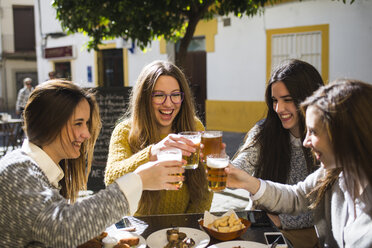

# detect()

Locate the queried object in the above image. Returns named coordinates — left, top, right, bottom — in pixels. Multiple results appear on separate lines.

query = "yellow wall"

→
left=160, top=19, right=217, bottom=54
left=206, top=100, right=267, bottom=132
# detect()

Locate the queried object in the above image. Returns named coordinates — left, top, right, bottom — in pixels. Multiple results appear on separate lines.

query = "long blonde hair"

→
left=24, top=80, right=101, bottom=202
left=122, top=60, right=208, bottom=214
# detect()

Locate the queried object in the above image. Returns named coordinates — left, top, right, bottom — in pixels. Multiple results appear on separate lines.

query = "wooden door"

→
left=183, top=51, right=207, bottom=125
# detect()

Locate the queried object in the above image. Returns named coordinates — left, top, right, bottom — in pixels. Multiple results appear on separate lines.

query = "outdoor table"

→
left=115, top=210, right=293, bottom=247
left=0, top=118, right=23, bottom=154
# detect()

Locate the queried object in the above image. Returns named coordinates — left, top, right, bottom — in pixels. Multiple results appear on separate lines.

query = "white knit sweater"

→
left=0, top=149, right=132, bottom=247
left=255, top=168, right=372, bottom=248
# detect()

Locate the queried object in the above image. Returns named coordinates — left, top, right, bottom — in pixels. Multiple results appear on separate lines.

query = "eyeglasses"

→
left=151, top=92, right=184, bottom=105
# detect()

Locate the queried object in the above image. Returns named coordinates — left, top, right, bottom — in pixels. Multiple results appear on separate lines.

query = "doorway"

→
left=182, top=51, right=207, bottom=125
left=101, top=49, right=124, bottom=87
left=55, top=62, right=71, bottom=80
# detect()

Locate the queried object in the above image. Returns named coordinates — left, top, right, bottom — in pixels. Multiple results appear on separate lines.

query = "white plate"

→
left=208, top=240, right=267, bottom=248
left=106, top=229, right=146, bottom=248
left=146, top=227, right=210, bottom=248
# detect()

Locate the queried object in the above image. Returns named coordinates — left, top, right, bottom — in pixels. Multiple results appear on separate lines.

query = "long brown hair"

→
left=122, top=60, right=207, bottom=214
left=236, top=59, right=324, bottom=183
left=24, top=80, right=101, bottom=202
left=301, top=79, right=372, bottom=209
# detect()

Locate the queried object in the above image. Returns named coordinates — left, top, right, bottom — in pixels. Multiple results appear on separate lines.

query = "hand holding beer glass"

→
left=157, top=148, right=184, bottom=188
left=179, top=131, right=201, bottom=169
left=206, top=154, right=229, bottom=192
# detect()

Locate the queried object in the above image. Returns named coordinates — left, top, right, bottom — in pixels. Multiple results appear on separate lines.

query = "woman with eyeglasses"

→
left=105, top=60, right=213, bottom=215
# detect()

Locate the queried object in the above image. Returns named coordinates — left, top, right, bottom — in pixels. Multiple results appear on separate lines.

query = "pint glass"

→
left=201, top=131, right=223, bottom=163
left=206, top=154, right=229, bottom=192
left=179, top=131, right=201, bottom=169
left=157, top=148, right=183, bottom=188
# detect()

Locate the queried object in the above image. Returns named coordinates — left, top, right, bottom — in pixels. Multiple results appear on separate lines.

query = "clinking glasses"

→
left=152, top=92, right=184, bottom=105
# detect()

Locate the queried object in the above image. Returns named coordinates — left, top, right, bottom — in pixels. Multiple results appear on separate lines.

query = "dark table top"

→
left=121, top=210, right=291, bottom=247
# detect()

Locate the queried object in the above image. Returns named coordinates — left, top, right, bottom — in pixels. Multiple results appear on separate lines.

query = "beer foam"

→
left=202, top=133, right=222, bottom=138
left=158, top=153, right=182, bottom=162
left=207, top=157, right=229, bottom=168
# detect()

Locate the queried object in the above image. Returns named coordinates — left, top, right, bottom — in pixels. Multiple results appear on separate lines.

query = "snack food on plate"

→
left=78, top=230, right=140, bottom=248
left=77, top=232, right=108, bottom=248
left=206, top=212, right=246, bottom=233
left=164, top=228, right=195, bottom=248
left=118, top=236, right=140, bottom=246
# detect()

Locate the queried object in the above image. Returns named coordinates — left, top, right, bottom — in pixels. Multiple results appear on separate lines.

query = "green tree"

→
left=53, top=0, right=354, bottom=69
left=53, top=0, right=273, bottom=68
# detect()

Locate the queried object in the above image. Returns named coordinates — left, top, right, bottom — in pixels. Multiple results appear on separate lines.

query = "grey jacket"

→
left=232, top=121, right=314, bottom=229
left=255, top=168, right=372, bottom=248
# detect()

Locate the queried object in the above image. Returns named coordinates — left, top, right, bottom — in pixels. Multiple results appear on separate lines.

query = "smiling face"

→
left=303, top=106, right=336, bottom=169
left=43, top=98, right=91, bottom=164
left=151, top=75, right=182, bottom=134
left=271, top=81, right=300, bottom=137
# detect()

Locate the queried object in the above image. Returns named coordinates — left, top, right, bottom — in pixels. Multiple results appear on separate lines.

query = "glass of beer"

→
left=157, top=148, right=183, bottom=188
left=201, top=131, right=223, bottom=163
left=179, top=131, right=201, bottom=169
left=206, top=154, right=229, bottom=192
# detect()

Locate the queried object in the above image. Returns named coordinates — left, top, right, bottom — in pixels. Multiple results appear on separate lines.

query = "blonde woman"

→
left=105, top=60, right=213, bottom=215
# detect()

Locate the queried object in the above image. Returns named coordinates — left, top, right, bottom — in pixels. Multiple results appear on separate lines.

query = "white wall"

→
left=264, top=0, right=372, bottom=83
left=208, top=15, right=267, bottom=101
left=35, top=0, right=96, bottom=87
left=127, top=41, right=168, bottom=86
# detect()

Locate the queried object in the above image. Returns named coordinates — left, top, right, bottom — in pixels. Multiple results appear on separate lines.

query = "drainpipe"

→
left=0, top=2, right=9, bottom=112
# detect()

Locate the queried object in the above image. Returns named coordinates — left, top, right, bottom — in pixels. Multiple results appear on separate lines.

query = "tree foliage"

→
left=53, top=0, right=273, bottom=67
left=52, top=0, right=354, bottom=68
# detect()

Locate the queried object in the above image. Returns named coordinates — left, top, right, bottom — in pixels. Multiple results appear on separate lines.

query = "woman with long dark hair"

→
left=232, top=59, right=324, bottom=247
left=227, top=79, right=372, bottom=247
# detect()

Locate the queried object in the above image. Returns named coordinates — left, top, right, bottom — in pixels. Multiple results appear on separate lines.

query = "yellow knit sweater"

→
left=104, top=117, right=213, bottom=215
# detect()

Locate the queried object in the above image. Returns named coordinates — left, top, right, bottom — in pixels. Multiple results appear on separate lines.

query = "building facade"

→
left=0, top=0, right=37, bottom=114
left=35, top=0, right=372, bottom=132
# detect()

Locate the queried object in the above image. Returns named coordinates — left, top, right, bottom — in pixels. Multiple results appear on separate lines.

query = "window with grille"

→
left=271, top=31, right=322, bottom=73
left=266, top=25, right=329, bottom=83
